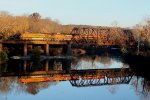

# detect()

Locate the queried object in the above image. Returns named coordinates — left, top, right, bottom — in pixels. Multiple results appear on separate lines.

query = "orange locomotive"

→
left=20, top=32, right=72, bottom=41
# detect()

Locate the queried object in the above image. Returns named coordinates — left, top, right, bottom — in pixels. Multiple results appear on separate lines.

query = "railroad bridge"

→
left=71, top=26, right=134, bottom=46
left=0, top=26, right=135, bottom=56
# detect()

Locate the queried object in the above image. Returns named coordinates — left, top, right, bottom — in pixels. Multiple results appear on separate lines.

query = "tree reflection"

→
left=139, top=78, right=150, bottom=100
left=0, top=77, right=17, bottom=94
left=0, top=76, right=58, bottom=95
left=108, top=85, right=119, bottom=94
left=72, top=55, right=125, bottom=69
left=26, top=83, right=39, bottom=95
left=23, top=81, right=58, bottom=95
left=123, top=54, right=150, bottom=99
left=130, top=76, right=150, bottom=100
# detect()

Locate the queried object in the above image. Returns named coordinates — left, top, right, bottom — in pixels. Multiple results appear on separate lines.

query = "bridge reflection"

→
left=0, top=55, right=135, bottom=87
left=69, top=68, right=133, bottom=87
left=1, top=55, right=150, bottom=96
left=0, top=68, right=134, bottom=87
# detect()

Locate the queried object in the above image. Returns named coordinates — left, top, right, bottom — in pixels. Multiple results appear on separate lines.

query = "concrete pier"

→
left=0, top=43, right=2, bottom=52
left=24, top=43, right=27, bottom=56
left=45, top=44, right=49, bottom=56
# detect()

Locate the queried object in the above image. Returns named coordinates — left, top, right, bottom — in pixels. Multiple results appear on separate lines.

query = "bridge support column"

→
left=28, top=45, right=33, bottom=52
left=24, top=43, right=27, bottom=56
left=0, top=43, right=2, bottom=52
left=45, top=60, right=49, bottom=71
left=67, top=43, right=72, bottom=55
left=45, top=44, right=49, bottom=56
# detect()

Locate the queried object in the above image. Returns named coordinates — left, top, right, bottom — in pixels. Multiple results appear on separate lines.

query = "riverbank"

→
left=10, top=55, right=75, bottom=60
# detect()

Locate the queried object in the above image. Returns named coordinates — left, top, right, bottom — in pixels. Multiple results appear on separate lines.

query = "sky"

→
left=0, top=0, right=150, bottom=27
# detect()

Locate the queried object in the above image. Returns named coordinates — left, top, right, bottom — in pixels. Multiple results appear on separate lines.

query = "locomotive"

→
left=20, top=32, right=72, bottom=41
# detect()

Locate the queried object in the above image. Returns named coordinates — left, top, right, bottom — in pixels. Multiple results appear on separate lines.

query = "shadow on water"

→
left=121, top=54, right=150, bottom=99
left=123, top=54, right=150, bottom=77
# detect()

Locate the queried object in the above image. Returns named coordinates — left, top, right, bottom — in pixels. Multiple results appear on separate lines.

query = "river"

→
left=0, top=55, right=150, bottom=100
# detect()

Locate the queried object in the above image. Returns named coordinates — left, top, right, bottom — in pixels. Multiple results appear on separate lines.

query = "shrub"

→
left=0, top=51, right=8, bottom=63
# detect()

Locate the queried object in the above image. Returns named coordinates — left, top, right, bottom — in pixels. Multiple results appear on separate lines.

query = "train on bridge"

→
left=1, top=26, right=136, bottom=46
left=20, top=32, right=72, bottom=41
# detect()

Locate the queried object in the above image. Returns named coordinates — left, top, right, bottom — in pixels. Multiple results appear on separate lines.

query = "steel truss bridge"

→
left=70, top=26, right=135, bottom=46
left=0, top=26, right=135, bottom=46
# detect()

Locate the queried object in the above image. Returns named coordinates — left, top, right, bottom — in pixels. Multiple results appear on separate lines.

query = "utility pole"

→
left=137, top=31, right=140, bottom=55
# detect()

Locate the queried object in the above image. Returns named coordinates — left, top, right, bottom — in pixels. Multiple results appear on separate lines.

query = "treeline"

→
left=0, top=11, right=74, bottom=39
left=132, top=19, right=150, bottom=45
left=1, top=11, right=150, bottom=48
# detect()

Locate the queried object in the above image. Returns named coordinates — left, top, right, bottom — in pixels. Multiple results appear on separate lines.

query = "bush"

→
left=0, top=51, right=8, bottom=63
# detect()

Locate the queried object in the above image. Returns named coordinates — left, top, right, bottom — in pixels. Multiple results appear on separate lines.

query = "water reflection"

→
left=0, top=55, right=150, bottom=100
left=72, top=56, right=128, bottom=70
left=0, top=69, right=133, bottom=95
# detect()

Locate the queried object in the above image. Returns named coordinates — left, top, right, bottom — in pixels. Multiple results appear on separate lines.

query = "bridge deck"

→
left=0, top=40, right=67, bottom=44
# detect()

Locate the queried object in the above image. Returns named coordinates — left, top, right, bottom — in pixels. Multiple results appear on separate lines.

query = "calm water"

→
left=0, top=55, right=150, bottom=100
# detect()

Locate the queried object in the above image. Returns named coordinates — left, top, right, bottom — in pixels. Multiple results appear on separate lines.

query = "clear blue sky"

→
left=0, top=0, right=150, bottom=27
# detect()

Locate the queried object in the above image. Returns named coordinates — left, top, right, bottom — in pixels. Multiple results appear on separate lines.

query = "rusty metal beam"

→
left=70, top=26, right=135, bottom=46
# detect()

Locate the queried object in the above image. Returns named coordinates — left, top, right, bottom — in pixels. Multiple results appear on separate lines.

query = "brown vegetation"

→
left=133, top=18, right=150, bottom=46
left=130, top=18, right=150, bottom=55
left=0, top=11, right=73, bottom=39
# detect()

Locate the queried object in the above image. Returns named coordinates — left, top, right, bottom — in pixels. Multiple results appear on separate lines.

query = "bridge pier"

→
left=24, top=43, right=27, bottom=56
left=67, top=43, right=72, bottom=55
left=0, top=43, right=2, bottom=52
left=45, top=44, right=49, bottom=56
left=45, top=60, right=49, bottom=71
left=27, top=45, right=33, bottom=52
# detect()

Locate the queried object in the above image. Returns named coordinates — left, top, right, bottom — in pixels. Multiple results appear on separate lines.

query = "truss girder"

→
left=70, top=27, right=133, bottom=46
